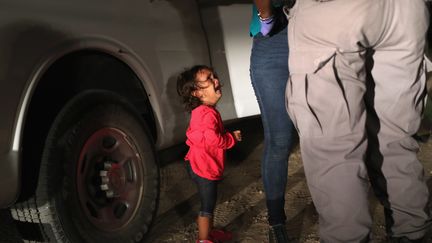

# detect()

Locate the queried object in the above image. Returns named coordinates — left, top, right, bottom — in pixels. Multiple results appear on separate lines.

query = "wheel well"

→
left=19, top=50, right=157, bottom=200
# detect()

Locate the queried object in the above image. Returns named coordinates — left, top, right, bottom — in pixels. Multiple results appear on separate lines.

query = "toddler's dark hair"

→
left=176, top=65, right=214, bottom=112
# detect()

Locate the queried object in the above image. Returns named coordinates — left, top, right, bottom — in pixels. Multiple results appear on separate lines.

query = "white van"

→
left=0, top=1, right=256, bottom=242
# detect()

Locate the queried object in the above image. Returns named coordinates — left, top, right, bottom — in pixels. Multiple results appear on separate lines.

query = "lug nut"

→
left=106, top=190, right=114, bottom=198
left=101, top=177, right=109, bottom=184
left=104, top=162, right=112, bottom=170
left=101, top=184, right=109, bottom=191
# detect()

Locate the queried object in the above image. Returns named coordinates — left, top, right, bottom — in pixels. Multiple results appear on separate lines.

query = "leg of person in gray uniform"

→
left=285, top=0, right=431, bottom=242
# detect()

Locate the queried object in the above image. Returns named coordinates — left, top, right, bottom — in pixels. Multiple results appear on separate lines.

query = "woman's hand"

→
left=254, top=0, right=272, bottom=19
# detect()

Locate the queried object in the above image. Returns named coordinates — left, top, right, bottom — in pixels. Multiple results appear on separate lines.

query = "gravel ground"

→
left=1, top=117, right=431, bottom=243
left=143, top=119, right=432, bottom=243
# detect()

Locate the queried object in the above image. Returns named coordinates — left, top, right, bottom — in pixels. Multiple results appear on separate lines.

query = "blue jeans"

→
left=185, top=162, right=218, bottom=218
left=250, top=27, right=296, bottom=226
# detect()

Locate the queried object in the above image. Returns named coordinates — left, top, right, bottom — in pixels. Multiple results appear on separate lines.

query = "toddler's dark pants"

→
left=185, top=162, right=218, bottom=218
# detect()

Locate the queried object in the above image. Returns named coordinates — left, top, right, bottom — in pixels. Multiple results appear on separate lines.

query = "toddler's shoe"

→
left=209, top=229, right=233, bottom=242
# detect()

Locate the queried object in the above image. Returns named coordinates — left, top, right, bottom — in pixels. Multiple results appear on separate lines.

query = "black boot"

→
left=390, top=236, right=425, bottom=243
left=268, top=224, right=289, bottom=243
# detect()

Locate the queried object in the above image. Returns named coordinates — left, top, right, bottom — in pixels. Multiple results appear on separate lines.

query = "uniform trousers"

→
left=286, top=0, right=431, bottom=241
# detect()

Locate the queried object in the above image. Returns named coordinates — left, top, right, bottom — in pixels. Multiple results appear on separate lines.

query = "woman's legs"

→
left=250, top=27, right=296, bottom=226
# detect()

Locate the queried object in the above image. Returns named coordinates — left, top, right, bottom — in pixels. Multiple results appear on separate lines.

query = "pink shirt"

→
left=185, top=105, right=236, bottom=180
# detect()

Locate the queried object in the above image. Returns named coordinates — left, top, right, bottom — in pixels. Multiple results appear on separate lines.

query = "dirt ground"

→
left=143, top=117, right=432, bottom=243
left=0, top=118, right=431, bottom=243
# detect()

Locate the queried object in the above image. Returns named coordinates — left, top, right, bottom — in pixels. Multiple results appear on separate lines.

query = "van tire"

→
left=11, top=90, right=159, bottom=243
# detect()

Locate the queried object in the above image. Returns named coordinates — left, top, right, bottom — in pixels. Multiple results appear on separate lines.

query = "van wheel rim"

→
left=76, top=127, right=143, bottom=231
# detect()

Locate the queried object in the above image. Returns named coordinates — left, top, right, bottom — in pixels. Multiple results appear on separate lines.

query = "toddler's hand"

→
left=233, top=130, right=242, bottom=142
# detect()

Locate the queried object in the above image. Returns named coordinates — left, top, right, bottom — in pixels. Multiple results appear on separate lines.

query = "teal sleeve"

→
left=249, top=5, right=261, bottom=37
